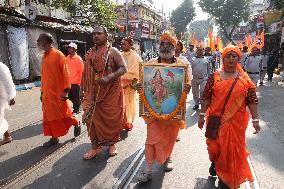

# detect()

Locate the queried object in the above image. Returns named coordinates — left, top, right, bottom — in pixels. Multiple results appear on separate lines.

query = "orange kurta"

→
left=41, top=48, right=78, bottom=138
left=143, top=58, right=188, bottom=165
left=81, top=46, right=125, bottom=147
left=204, top=68, right=256, bottom=189
left=122, top=50, right=142, bottom=124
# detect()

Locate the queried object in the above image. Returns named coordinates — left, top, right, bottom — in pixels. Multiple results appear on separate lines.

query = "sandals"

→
left=83, top=148, right=102, bottom=160
left=109, top=145, right=118, bottom=157
left=124, top=123, right=133, bottom=131
left=209, top=162, right=216, bottom=176
left=137, top=172, right=152, bottom=182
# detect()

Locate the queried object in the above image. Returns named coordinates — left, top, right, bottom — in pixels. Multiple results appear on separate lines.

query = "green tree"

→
left=52, top=0, right=117, bottom=29
left=269, top=0, right=284, bottom=10
left=198, top=0, right=251, bottom=43
left=170, top=0, right=195, bottom=39
left=188, top=19, right=214, bottom=42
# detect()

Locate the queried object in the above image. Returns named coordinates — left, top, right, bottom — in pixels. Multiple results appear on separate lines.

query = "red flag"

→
left=167, top=70, right=175, bottom=81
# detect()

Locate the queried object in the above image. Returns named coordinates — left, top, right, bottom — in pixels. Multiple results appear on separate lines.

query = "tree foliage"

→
left=198, top=0, right=251, bottom=43
left=188, top=19, right=214, bottom=42
left=170, top=0, right=195, bottom=39
left=52, top=0, right=117, bottom=29
left=269, top=0, right=284, bottom=10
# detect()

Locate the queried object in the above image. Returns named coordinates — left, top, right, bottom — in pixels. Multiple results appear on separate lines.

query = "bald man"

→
left=37, top=33, right=80, bottom=147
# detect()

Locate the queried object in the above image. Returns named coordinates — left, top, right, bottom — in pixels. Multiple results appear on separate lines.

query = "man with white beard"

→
left=191, top=47, right=211, bottom=110
left=245, top=47, right=262, bottom=87
left=136, top=31, right=191, bottom=182
left=0, top=62, right=16, bottom=146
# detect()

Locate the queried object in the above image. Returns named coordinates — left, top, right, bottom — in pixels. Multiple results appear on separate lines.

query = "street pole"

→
left=125, top=0, right=129, bottom=36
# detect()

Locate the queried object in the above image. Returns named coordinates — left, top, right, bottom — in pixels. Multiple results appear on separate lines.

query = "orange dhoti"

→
left=82, top=80, right=124, bottom=147
left=81, top=46, right=125, bottom=147
left=144, top=119, right=183, bottom=164
left=123, top=86, right=137, bottom=124
left=42, top=94, right=78, bottom=138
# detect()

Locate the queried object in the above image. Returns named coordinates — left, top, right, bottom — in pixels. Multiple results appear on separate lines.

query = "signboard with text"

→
left=24, top=6, right=37, bottom=20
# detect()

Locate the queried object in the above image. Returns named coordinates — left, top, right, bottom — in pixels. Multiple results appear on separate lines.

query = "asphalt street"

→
left=0, top=77, right=283, bottom=189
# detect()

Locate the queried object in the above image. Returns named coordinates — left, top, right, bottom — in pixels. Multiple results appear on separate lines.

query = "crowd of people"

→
left=4, top=25, right=284, bottom=188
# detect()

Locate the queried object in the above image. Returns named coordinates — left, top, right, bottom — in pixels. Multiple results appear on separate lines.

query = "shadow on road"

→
left=120, top=130, right=129, bottom=141
left=0, top=143, right=62, bottom=185
left=112, top=149, right=141, bottom=179
left=185, top=99, right=199, bottom=128
left=12, top=122, right=42, bottom=141
left=132, top=169, right=165, bottom=189
left=22, top=143, right=108, bottom=189
left=193, top=177, right=217, bottom=189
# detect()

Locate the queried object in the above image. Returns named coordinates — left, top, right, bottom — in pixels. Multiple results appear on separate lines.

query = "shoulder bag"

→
left=205, top=73, right=240, bottom=139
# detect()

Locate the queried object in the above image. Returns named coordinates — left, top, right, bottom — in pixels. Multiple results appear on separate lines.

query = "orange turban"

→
left=221, top=45, right=242, bottom=60
left=159, top=31, right=177, bottom=48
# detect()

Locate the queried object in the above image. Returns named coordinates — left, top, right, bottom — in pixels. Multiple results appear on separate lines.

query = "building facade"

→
left=115, top=2, right=162, bottom=55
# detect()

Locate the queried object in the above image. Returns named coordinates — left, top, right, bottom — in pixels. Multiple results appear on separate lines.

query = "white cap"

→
left=68, top=42, right=77, bottom=49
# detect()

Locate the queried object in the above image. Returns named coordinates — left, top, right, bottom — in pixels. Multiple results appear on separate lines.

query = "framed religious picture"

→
left=139, top=63, right=188, bottom=121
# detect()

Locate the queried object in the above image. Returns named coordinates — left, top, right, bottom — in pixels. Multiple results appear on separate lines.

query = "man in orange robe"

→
left=80, top=26, right=127, bottom=159
left=198, top=45, right=261, bottom=188
left=38, top=33, right=80, bottom=147
left=137, top=31, right=191, bottom=182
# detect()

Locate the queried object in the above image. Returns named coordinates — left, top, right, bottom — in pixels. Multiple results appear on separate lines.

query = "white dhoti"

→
left=0, top=62, right=16, bottom=139
left=191, top=78, right=207, bottom=105
left=260, top=69, right=267, bottom=83
left=248, top=73, right=260, bottom=87
left=0, top=103, right=9, bottom=140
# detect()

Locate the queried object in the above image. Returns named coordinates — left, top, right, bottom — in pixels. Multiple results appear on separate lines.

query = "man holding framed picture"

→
left=136, top=31, right=191, bottom=182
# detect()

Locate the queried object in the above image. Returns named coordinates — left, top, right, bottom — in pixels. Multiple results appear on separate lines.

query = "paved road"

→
left=1, top=78, right=284, bottom=188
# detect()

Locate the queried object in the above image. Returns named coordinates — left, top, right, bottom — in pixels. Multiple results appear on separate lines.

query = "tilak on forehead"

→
left=159, top=31, right=177, bottom=48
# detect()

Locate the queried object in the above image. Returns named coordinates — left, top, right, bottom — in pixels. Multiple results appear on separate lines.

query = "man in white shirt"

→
left=245, top=47, right=262, bottom=87
left=260, top=50, right=269, bottom=86
left=175, top=40, right=193, bottom=81
left=240, top=46, right=249, bottom=69
left=186, top=44, right=196, bottom=63
left=191, top=47, right=210, bottom=110
left=204, top=47, right=215, bottom=73
left=213, top=45, right=221, bottom=69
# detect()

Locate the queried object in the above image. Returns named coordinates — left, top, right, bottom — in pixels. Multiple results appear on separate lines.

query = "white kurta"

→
left=0, top=62, right=16, bottom=139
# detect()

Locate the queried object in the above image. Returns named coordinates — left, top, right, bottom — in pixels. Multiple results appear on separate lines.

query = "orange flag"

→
left=226, top=41, right=232, bottom=46
left=237, top=41, right=243, bottom=49
left=216, top=36, right=224, bottom=53
left=218, top=40, right=224, bottom=53
left=247, top=34, right=253, bottom=52
left=244, top=35, right=249, bottom=47
left=253, top=30, right=265, bottom=49
left=207, top=31, right=214, bottom=50
left=215, top=36, right=224, bottom=53
left=191, top=32, right=198, bottom=47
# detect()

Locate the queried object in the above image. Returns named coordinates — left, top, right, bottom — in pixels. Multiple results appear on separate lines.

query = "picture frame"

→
left=139, top=63, right=188, bottom=121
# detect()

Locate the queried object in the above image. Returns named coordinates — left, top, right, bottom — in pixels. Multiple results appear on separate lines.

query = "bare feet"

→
left=83, top=148, right=102, bottom=160
left=109, top=145, right=118, bottom=157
